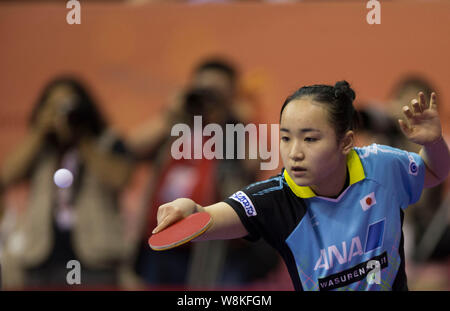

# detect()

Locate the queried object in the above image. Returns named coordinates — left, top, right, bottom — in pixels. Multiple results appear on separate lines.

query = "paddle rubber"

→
left=148, top=212, right=212, bottom=251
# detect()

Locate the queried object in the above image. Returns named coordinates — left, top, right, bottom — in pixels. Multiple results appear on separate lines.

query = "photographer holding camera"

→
left=0, top=76, right=133, bottom=289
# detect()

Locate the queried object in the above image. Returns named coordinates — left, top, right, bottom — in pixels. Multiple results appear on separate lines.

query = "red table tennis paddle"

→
left=148, top=212, right=213, bottom=251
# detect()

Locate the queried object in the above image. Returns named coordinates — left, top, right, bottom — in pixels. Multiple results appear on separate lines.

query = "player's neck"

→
left=311, top=162, right=349, bottom=199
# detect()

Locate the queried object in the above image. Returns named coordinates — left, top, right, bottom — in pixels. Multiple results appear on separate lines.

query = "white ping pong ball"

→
left=53, top=168, right=73, bottom=188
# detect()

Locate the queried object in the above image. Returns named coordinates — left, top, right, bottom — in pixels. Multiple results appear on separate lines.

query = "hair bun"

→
left=334, top=80, right=356, bottom=102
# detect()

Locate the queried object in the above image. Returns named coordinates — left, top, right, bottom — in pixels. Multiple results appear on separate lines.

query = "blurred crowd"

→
left=0, top=59, right=449, bottom=290
left=356, top=77, right=450, bottom=290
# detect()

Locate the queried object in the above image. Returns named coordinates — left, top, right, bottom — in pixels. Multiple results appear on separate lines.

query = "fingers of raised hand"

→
left=430, top=92, right=437, bottom=110
left=402, top=105, right=414, bottom=119
left=411, top=98, right=422, bottom=114
left=398, top=119, right=412, bottom=136
left=418, top=92, right=429, bottom=110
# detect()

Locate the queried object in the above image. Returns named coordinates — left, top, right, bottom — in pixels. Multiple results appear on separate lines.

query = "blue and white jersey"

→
left=224, top=144, right=425, bottom=291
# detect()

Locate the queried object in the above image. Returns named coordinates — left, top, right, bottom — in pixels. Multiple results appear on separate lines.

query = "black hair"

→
left=280, top=80, right=358, bottom=140
left=193, top=58, right=238, bottom=87
left=358, top=107, right=401, bottom=140
left=29, top=75, right=106, bottom=136
left=183, top=87, right=227, bottom=115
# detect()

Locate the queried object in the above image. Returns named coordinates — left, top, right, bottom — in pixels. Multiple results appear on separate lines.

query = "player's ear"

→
left=341, top=130, right=354, bottom=155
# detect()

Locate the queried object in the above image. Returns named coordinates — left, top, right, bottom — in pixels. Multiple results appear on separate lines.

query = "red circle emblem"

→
left=366, top=197, right=372, bottom=205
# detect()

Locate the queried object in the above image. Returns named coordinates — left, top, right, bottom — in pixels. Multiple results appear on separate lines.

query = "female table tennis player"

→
left=152, top=81, right=450, bottom=291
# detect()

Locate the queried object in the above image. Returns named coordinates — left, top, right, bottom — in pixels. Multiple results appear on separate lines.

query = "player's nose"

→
left=289, top=141, right=304, bottom=161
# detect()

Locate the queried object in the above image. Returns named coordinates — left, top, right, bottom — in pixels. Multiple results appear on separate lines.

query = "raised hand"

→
left=34, top=100, right=57, bottom=135
left=398, top=92, right=442, bottom=146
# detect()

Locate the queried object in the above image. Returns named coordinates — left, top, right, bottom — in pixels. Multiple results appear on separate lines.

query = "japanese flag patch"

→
left=360, top=192, right=376, bottom=211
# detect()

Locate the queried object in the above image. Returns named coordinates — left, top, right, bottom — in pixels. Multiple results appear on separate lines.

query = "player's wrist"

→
left=173, top=198, right=202, bottom=215
left=194, top=204, right=205, bottom=213
left=423, top=135, right=444, bottom=148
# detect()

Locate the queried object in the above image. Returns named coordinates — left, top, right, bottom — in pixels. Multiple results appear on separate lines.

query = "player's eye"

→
left=305, top=137, right=318, bottom=142
left=281, top=136, right=290, bottom=142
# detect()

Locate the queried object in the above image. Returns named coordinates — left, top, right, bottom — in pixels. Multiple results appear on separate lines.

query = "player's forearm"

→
left=419, top=136, right=450, bottom=183
left=194, top=202, right=248, bottom=241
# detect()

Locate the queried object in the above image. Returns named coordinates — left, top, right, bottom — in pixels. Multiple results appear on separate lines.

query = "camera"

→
left=59, top=96, right=84, bottom=128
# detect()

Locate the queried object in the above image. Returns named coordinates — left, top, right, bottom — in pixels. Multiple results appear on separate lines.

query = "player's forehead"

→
left=280, top=98, right=332, bottom=133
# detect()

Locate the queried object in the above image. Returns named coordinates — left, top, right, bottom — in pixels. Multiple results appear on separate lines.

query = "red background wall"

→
left=0, top=1, right=449, bottom=166
left=0, top=0, right=449, bottom=291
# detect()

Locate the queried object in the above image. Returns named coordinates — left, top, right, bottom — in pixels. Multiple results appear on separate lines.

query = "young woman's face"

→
left=280, top=97, right=348, bottom=195
left=192, top=69, right=234, bottom=100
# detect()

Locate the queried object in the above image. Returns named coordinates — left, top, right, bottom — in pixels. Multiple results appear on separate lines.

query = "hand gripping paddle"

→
left=148, top=212, right=213, bottom=251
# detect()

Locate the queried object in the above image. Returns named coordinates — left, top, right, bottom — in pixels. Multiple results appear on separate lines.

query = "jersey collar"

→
left=284, top=149, right=365, bottom=199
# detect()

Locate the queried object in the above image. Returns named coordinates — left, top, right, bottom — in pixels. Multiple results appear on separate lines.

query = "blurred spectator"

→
left=387, top=76, right=450, bottom=263
left=354, top=102, right=422, bottom=261
left=191, top=58, right=258, bottom=125
left=190, top=59, right=279, bottom=287
left=356, top=104, right=401, bottom=147
left=130, top=88, right=228, bottom=286
left=0, top=76, right=133, bottom=289
left=128, top=58, right=280, bottom=289
left=129, top=58, right=259, bottom=160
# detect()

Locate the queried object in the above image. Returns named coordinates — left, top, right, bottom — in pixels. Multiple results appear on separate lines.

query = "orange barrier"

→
left=0, top=1, right=449, bottom=168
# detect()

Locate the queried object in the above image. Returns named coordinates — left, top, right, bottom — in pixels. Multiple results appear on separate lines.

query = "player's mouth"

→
left=291, top=166, right=307, bottom=177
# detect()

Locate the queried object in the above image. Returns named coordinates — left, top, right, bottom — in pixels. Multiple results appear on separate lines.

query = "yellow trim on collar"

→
left=347, top=149, right=365, bottom=185
left=284, top=169, right=316, bottom=198
left=284, top=149, right=365, bottom=198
